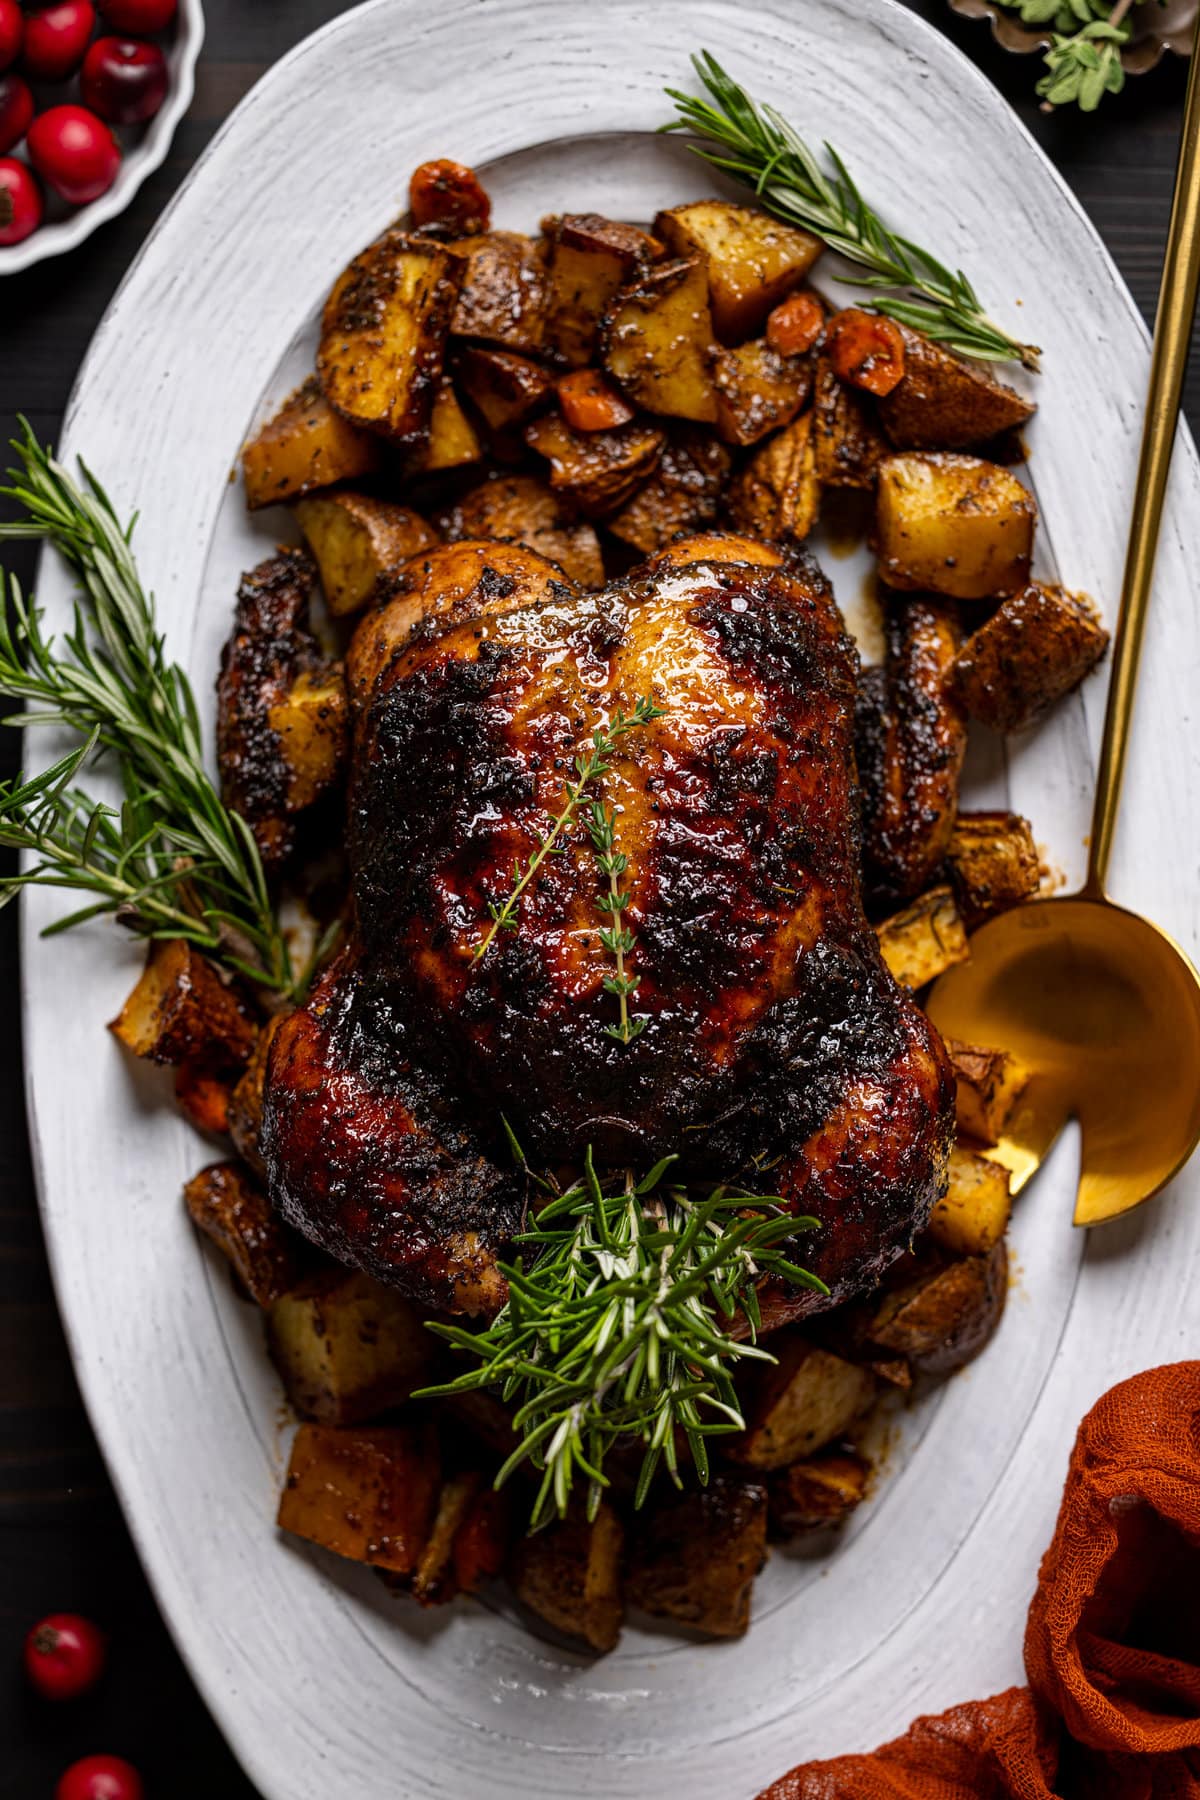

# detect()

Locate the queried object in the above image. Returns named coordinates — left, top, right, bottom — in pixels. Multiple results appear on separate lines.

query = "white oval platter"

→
left=21, top=2, right=1200, bottom=1797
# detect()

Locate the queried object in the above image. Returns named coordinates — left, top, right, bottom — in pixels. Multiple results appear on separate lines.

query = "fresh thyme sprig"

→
left=663, top=52, right=1040, bottom=369
left=472, top=695, right=664, bottom=963
left=988, top=0, right=1159, bottom=111
left=0, top=422, right=294, bottom=994
left=421, top=1146, right=825, bottom=1531
left=585, top=796, right=646, bottom=1045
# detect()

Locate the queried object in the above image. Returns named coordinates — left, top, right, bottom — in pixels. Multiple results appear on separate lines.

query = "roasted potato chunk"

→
left=875, top=453, right=1036, bottom=600
left=949, top=582, right=1110, bottom=732
left=600, top=256, right=718, bottom=423
left=510, top=1502, right=624, bottom=1652
left=452, top=1486, right=511, bottom=1594
left=870, top=1241, right=1008, bottom=1376
left=947, top=810, right=1041, bottom=926
left=455, top=346, right=554, bottom=433
left=449, top=231, right=546, bottom=352
left=944, top=1037, right=1031, bottom=1147
left=318, top=230, right=462, bottom=447
left=216, top=550, right=347, bottom=868
left=626, top=1476, right=768, bottom=1638
left=713, top=339, right=811, bottom=446
left=411, top=376, right=484, bottom=473
left=242, top=376, right=380, bottom=510
left=174, top=1061, right=236, bottom=1136
left=110, top=937, right=256, bottom=1069
left=728, top=411, right=820, bottom=543
left=435, top=473, right=604, bottom=587
left=267, top=1267, right=436, bottom=1425
left=543, top=213, right=659, bottom=366
left=730, top=1338, right=876, bottom=1471
left=227, top=1012, right=288, bottom=1177
left=770, top=1452, right=870, bottom=1535
left=653, top=200, right=822, bottom=343
left=183, top=1161, right=300, bottom=1306
left=278, top=1421, right=439, bottom=1574
left=812, top=355, right=890, bottom=488
left=607, top=426, right=731, bottom=555
left=929, top=1143, right=1012, bottom=1257
left=524, top=408, right=664, bottom=516
left=876, top=884, right=970, bottom=989
left=294, top=492, right=438, bottom=617
left=879, top=324, right=1036, bottom=451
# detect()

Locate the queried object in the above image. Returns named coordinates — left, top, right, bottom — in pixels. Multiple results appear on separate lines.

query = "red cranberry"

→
left=56, top=1755, right=144, bottom=1800
left=0, top=73, right=33, bottom=154
left=82, top=37, right=169, bottom=124
left=23, top=1612, right=108, bottom=1701
left=0, top=157, right=42, bottom=244
left=98, top=0, right=176, bottom=28
left=21, top=2, right=97, bottom=82
left=28, top=104, right=121, bottom=205
left=0, top=0, right=24, bottom=74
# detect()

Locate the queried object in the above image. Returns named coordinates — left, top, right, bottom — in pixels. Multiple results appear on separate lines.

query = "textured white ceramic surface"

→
left=21, top=2, right=1200, bottom=1796
left=0, top=0, right=204, bottom=276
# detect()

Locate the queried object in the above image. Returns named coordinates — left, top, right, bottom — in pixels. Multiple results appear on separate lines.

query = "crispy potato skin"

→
left=947, top=810, right=1041, bottom=926
left=543, top=213, right=658, bottom=366
left=435, top=473, right=604, bottom=588
left=606, top=426, right=731, bottom=555
left=277, top=1421, right=440, bottom=1573
left=876, top=884, right=970, bottom=989
left=243, top=377, right=380, bottom=510
left=713, top=339, right=811, bottom=446
left=449, top=231, right=547, bottom=352
left=267, top=1265, right=437, bottom=1424
left=769, top=1452, right=870, bottom=1534
left=524, top=407, right=665, bottom=515
left=216, top=549, right=347, bottom=870
left=455, top=346, right=554, bottom=433
left=879, top=324, right=1036, bottom=451
left=110, top=937, right=257, bottom=1069
left=600, top=256, right=719, bottom=423
left=730, top=1339, right=876, bottom=1470
left=510, top=1503, right=625, bottom=1652
left=728, top=411, right=820, bottom=543
left=626, top=1476, right=768, bottom=1637
left=184, top=1160, right=301, bottom=1306
left=294, top=492, right=439, bottom=618
left=653, top=201, right=822, bottom=343
left=813, top=356, right=890, bottom=488
left=318, top=231, right=463, bottom=447
left=875, top=453, right=1037, bottom=601
left=870, top=1239, right=1008, bottom=1376
left=949, top=582, right=1110, bottom=732
left=859, top=597, right=968, bottom=907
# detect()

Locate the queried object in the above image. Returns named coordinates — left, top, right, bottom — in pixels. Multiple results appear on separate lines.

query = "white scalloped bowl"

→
left=0, top=0, right=204, bottom=276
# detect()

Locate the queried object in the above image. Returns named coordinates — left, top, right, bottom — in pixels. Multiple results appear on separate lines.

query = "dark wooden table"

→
left=1, top=3, right=1196, bottom=1791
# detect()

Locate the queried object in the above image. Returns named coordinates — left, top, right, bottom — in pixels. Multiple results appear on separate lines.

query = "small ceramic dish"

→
left=949, top=0, right=1195, bottom=76
left=0, top=0, right=204, bottom=276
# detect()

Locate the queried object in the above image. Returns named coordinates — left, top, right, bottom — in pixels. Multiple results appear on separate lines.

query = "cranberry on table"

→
left=83, top=36, right=169, bottom=125
left=98, top=0, right=177, bottom=28
left=0, top=72, right=33, bottom=156
left=0, top=156, right=42, bottom=244
left=0, top=0, right=23, bottom=75
left=28, top=104, right=121, bottom=205
left=21, top=1, right=97, bottom=82
left=56, top=1755, right=145, bottom=1800
left=23, top=1611, right=107, bottom=1700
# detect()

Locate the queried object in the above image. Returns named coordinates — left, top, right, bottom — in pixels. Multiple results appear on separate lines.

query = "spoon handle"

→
left=1086, top=20, right=1200, bottom=897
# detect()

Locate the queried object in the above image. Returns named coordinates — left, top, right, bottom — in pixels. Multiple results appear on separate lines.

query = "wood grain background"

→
left=0, top=2, right=1196, bottom=1790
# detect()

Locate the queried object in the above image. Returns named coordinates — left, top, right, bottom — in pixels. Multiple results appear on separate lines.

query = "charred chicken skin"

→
left=261, top=532, right=954, bottom=1319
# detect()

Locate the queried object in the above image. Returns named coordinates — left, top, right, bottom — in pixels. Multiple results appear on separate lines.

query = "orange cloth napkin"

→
left=759, top=1364, right=1200, bottom=1800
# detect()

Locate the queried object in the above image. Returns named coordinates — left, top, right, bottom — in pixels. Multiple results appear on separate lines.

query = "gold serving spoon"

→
left=926, top=29, right=1200, bottom=1227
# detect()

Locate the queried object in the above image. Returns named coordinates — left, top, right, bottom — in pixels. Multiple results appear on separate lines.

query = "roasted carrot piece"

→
left=827, top=307, right=906, bottom=397
left=556, top=368, right=636, bottom=433
left=409, top=158, right=491, bottom=235
left=766, top=291, right=826, bottom=357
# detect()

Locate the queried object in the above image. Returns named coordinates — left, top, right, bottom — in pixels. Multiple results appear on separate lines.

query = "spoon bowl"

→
left=926, top=894, right=1200, bottom=1223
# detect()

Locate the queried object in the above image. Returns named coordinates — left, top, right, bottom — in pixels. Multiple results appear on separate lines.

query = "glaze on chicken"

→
left=261, top=532, right=954, bottom=1319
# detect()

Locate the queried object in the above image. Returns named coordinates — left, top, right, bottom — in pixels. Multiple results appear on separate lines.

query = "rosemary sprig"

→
left=0, top=422, right=294, bottom=994
left=663, top=52, right=1040, bottom=369
left=585, top=795, right=646, bottom=1045
left=473, top=695, right=664, bottom=963
left=420, top=1146, right=826, bottom=1530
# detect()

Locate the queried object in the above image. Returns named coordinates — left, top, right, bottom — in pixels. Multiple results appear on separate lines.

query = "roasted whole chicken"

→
left=261, top=532, right=955, bottom=1320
